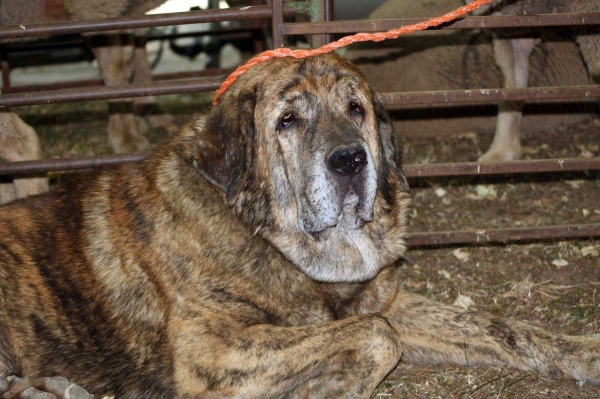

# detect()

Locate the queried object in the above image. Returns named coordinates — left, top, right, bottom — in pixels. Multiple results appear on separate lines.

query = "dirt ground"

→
left=381, top=114, right=600, bottom=398
left=12, top=96, right=600, bottom=398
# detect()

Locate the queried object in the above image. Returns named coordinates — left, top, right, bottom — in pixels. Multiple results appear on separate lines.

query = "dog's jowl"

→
left=0, top=54, right=598, bottom=398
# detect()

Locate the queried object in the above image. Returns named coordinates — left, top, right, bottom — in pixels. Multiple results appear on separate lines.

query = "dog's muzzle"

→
left=326, top=144, right=374, bottom=230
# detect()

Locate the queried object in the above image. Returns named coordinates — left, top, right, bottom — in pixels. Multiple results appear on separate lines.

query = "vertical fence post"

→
left=309, top=0, right=327, bottom=47
left=272, top=0, right=285, bottom=48
left=324, top=0, right=334, bottom=44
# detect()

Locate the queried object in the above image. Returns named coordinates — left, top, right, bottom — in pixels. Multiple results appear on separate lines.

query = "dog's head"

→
left=192, top=54, right=410, bottom=283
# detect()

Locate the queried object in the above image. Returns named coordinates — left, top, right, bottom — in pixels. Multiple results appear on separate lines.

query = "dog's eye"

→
left=279, top=112, right=296, bottom=129
left=349, top=101, right=364, bottom=115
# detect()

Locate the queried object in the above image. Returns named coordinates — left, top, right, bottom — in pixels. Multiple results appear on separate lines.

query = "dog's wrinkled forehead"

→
left=231, top=54, right=371, bottom=107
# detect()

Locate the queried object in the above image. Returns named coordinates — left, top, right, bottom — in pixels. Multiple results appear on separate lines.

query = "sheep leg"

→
left=479, top=37, right=539, bottom=162
left=90, top=34, right=150, bottom=154
left=576, top=32, right=600, bottom=113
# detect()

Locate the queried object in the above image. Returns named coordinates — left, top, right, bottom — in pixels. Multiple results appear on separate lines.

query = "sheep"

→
left=468, top=0, right=600, bottom=161
left=1, top=0, right=171, bottom=155
left=0, top=112, right=48, bottom=204
left=347, top=0, right=598, bottom=162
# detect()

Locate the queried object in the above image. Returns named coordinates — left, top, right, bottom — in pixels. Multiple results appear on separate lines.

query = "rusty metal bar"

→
left=2, top=7, right=595, bottom=42
left=2, top=80, right=598, bottom=107
left=309, top=0, right=328, bottom=48
left=0, top=77, right=224, bottom=107
left=272, top=0, right=285, bottom=48
left=324, top=0, right=334, bottom=44
left=1, top=11, right=596, bottom=44
left=402, top=158, right=600, bottom=177
left=406, top=224, right=600, bottom=247
left=1, top=69, right=232, bottom=94
left=0, top=5, right=301, bottom=40
left=2, top=156, right=599, bottom=177
left=0, top=154, right=146, bottom=175
left=382, top=86, right=600, bottom=105
left=282, top=12, right=600, bottom=36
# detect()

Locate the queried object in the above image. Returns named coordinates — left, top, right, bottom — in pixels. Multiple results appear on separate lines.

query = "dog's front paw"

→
left=0, top=375, right=92, bottom=399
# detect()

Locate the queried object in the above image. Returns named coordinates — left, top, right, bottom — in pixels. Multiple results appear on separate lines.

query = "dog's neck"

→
left=144, top=135, right=391, bottom=325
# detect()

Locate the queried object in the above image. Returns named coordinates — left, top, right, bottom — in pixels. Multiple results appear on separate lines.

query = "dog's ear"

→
left=373, top=94, right=401, bottom=169
left=192, top=91, right=256, bottom=206
left=373, top=93, right=409, bottom=190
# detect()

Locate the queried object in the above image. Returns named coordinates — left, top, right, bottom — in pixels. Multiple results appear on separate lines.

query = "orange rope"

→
left=213, top=0, right=493, bottom=106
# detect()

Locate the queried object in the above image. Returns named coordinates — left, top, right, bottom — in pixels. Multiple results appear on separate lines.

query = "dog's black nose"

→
left=327, top=146, right=367, bottom=176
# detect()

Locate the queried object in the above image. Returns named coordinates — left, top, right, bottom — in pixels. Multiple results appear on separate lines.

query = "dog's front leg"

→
left=377, top=288, right=600, bottom=384
left=171, top=314, right=402, bottom=398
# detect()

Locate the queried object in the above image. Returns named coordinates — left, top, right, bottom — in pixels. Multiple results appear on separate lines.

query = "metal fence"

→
left=1, top=0, right=599, bottom=246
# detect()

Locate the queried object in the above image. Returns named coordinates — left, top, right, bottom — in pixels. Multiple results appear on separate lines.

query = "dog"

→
left=0, top=54, right=598, bottom=398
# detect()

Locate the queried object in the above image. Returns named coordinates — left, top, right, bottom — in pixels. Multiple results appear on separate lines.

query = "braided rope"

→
left=213, top=0, right=493, bottom=105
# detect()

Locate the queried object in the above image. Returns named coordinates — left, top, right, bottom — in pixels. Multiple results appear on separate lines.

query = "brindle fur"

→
left=0, top=54, right=598, bottom=398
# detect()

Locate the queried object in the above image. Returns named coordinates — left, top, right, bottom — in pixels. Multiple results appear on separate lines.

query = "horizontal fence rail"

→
left=382, top=86, right=600, bottom=105
left=0, top=154, right=147, bottom=175
left=1, top=69, right=230, bottom=94
left=2, top=156, right=599, bottom=177
left=0, top=5, right=301, bottom=40
left=2, top=11, right=598, bottom=41
left=282, top=12, right=600, bottom=35
left=402, top=158, right=600, bottom=177
left=0, top=78, right=223, bottom=106
left=2, top=83, right=599, bottom=107
left=406, top=224, right=600, bottom=247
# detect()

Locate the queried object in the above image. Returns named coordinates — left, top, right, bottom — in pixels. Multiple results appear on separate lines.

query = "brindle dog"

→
left=0, top=54, right=599, bottom=399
